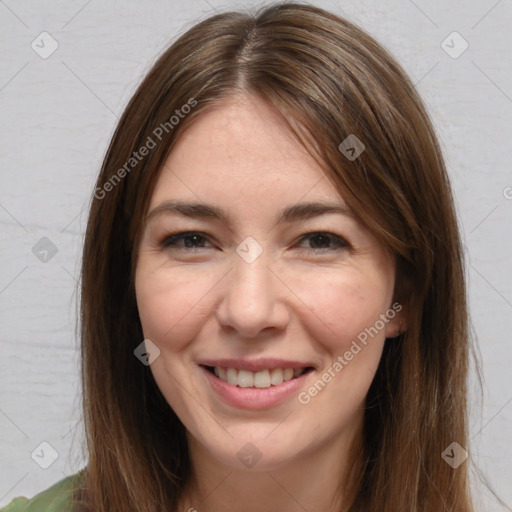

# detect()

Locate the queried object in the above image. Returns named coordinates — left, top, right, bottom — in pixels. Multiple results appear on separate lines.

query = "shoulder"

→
left=0, top=471, right=85, bottom=512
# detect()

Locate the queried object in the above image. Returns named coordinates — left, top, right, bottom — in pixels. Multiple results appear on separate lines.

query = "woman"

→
left=1, top=2, right=474, bottom=511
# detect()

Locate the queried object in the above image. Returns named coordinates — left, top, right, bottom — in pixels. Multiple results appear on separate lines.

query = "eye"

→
left=158, top=231, right=350, bottom=253
left=295, top=232, right=350, bottom=252
left=161, top=231, right=214, bottom=249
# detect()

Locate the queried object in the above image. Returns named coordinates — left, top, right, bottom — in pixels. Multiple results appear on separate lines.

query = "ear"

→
left=384, top=301, right=407, bottom=339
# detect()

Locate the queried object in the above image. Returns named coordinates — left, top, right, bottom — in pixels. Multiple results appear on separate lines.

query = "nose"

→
left=215, top=252, right=290, bottom=339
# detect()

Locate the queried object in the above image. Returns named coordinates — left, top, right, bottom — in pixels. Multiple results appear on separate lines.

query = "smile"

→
left=199, top=363, right=315, bottom=410
left=205, top=366, right=311, bottom=388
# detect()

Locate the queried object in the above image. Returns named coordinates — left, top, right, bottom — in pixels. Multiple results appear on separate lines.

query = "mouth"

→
left=197, top=357, right=317, bottom=409
left=201, top=365, right=315, bottom=388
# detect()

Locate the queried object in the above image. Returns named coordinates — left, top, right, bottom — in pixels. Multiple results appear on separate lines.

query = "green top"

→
left=0, top=472, right=84, bottom=512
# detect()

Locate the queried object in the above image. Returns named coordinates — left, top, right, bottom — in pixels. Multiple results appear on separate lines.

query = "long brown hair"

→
left=75, top=2, right=474, bottom=510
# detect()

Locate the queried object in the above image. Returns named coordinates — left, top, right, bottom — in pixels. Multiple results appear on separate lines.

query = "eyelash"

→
left=160, top=231, right=350, bottom=253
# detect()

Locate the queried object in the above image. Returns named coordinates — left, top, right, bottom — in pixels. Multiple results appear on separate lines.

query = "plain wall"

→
left=1, top=0, right=511, bottom=509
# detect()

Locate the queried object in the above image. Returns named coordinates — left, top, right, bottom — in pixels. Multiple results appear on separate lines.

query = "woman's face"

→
left=135, top=94, right=402, bottom=472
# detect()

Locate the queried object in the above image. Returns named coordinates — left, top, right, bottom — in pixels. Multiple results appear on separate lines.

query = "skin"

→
left=135, top=94, right=405, bottom=512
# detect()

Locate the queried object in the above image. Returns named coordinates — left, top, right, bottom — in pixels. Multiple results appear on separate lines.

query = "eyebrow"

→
left=145, top=200, right=354, bottom=227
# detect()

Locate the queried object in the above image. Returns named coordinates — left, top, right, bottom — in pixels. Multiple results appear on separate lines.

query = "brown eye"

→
left=161, top=232, right=212, bottom=249
left=296, top=232, right=350, bottom=252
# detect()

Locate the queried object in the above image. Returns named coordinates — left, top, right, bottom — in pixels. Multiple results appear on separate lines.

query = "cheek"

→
left=135, top=263, right=216, bottom=351
left=286, top=265, right=393, bottom=352
left=291, top=270, right=391, bottom=420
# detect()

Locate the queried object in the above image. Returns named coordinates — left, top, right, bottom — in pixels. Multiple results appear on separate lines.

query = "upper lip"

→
left=198, top=358, right=315, bottom=372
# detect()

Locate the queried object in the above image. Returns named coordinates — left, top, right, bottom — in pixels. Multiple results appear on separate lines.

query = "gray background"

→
left=0, top=0, right=511, bottom=509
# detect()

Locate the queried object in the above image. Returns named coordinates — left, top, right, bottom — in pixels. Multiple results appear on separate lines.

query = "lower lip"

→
left=200, top=366, right=311, bottom=410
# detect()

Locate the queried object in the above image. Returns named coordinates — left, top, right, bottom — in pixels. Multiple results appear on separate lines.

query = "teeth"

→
left=270, top=368, right=284, bottom=385
left=212, top=366, right=307, bottom=387
left=227, top=368, right=238, bottom=386
left=238, top=370, right=254, bottom=388
left=293, top=368, right=303, bottom=378
left=254, top=370, right=271, bottom=388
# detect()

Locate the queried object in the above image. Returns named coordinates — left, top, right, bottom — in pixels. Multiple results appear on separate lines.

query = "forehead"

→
left=149, top=94, right=344, bottom=210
